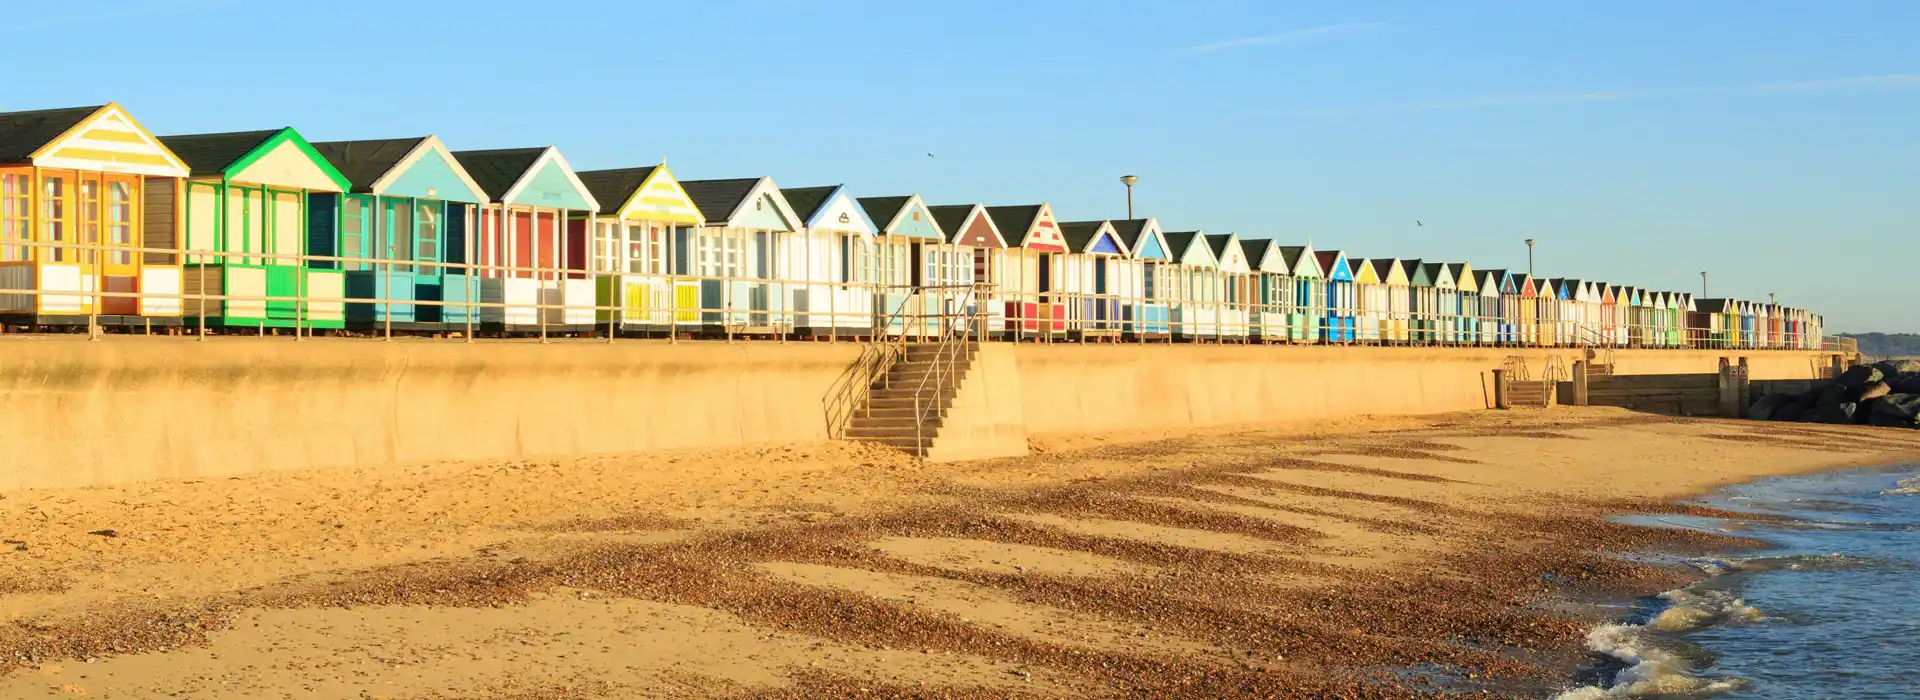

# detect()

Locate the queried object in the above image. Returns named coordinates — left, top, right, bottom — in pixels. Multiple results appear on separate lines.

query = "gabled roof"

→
left=311, top=137, right=425, bottom=191
left=1206, top=232, right=1237, bottom=260
left=984, top=205, right=1064, bottom=250
left=781, top=186, right=837, bottom=223
left=783, top=185, right=875, bottom=233
left=684, top=178, right=761, bottom=221
left=1369, top=259, right=1403, bottom=282
left=0, top=105, right=102, bottom=163
left=0, top=103, right=188, bottom=177
left=1280, top=246, right=1320, bottom=277
left=1444, top=263, right=1469, bottom=283
left=983, top=205, right=1041, bottom=237
left=1057, top=220, right=1129, bottom=255
left=1315, top=251, right=1348, bottom=278
left=1164, top=230, right=1202, bottom=260
left=159, top=127, right=350, bottom=192
left=929, top=204, right=1007, bottom=248
left=158, top=129, right=280, bottom=176
left=576, top=166, right=658, bottom=215
left=453, top=147, right=543, bottom=200
left=857, top=196, right=911, bottom=230
left=451, top=146, right=595, bottom=211
left=1240, top=239, right=1276, bottom=271
left=1405, top=260, right=1431, bottom=286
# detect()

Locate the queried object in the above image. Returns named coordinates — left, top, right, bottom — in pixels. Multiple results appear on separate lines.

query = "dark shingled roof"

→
left=1240, top=239, right=1271, bottom=266
left=927, top=205, right=976, bottom=235
left=0, top=105, right=104, bottom=164
left=1056, top=221, right=1111, bottom=253
left=983, top=205, right=1042, bottom=241
left=1163, top=231, right=1201, bottom=259
left=1444, top=262, right=1468, bottom=282
left=1280, top=246, right=1309, bottom=270
left=158, top=129, right=282, bottom=176
left=857, top=196, right=912, bottom=232
left=310, top=137, right=428, bottom=192
left=1108, top=219, right=1147, bottom=244
left=1206, top=233, right=1237, bottom=261
left=1316, top=251, right=1344, bottom=274
left=780, top=186, right=838, bottom=224
left=680, top=178, right=762, bottom=223
left=452, top=148, right=546, bottom=201
left=1482, top=269, right=1509, bottom=288
left=575, top=166, right=659, bottom=215
left=1369, top=259, right=1401, bottom=278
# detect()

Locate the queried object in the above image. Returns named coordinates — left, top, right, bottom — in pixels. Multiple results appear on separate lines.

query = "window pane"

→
left=109, top=181, right=133, bottom=266
left=415, top=202, right=438, bottom=270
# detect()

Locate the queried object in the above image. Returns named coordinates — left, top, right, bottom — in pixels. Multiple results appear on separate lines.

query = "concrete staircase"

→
left=846, top=343, right=978, bottom=455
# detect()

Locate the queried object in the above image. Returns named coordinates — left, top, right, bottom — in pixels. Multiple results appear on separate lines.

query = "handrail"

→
left=823, top=288, right=921, bottom=438
left=908, top=284, right=988, bottom=454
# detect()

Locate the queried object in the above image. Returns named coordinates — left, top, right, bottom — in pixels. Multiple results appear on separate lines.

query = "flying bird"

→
left=926, top=153, right=936, bottom=159
left=1416, top=221, right=1424, bottom=227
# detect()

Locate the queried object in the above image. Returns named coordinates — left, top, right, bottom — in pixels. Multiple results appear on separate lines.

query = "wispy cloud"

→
left=1285, top=74, right=1920, bottom=116
left=1181, top=22, right=1387, bottom=55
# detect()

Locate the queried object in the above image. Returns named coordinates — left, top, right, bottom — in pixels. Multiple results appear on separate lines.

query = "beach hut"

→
left=1057, top=220, right=1132, bottom=338
left=0, top=104, right=190, bottom=323
left=1108, top=218, right=1171, bottom=338
left=1241, top=238, right=1291, bottom=341
left=1597, top=283, right=1619, bottom=346
left=1491, top=271, right=1519, bottom=345
left=1516, top=275, right=1544, bottom=347
left=1474, top=269, right=1503, bottom=345
left=1316, top=251, right=1356, bottom=343
left=1280, top=245, right=1323, bottom=342
left=1208, top=233, right=1252, bottom=339
left=454, top=147, right=599, bottom=330
left=1447, top=263, right=1477, bottom=345
left=1559, top=279, right=1590, bottom=344
left=679, top=177, right=801, bottom=333
left=1679, top=293, right=1699, bottom=348
left=571, top=164, right=703, bottom=334
left=985, top=204, right=1069, bottom=338
left=858, top=194, right=951, bottom=337
left=1690, top=299, right=1732, bottom=349
left=928, top=204, right=1008, bottom=335
left=781, top=185, right=879, bottom=337
left=1163, top=230, right=1220, bottom=340
left=310, top=137, right=491, bottom=329
left=1350, top=258, right=1385, bottom=344
left=1540, top=278, right=1569, bottom=347
left=1371, top=259, right=1412, bottom=344
left=155, top=128, right=350, bottom=330
left=1406, top=261, right=1440, bottom=344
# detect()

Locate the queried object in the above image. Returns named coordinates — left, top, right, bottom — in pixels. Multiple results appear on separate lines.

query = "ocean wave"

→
left=1554, top=582, right=1764, bottom=699
left=1885, top=475, right=1920, bottom=496
left=1687, top=553, right=1878, bottom=575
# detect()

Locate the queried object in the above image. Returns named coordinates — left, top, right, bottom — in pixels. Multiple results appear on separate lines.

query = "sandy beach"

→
left=2, top=408, right=1917, bottom=699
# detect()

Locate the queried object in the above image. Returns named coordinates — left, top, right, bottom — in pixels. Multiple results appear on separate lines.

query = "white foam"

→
left=1553, top=585, right=1761, bottom=698
left=1885, top=475, right=1920, bottom=495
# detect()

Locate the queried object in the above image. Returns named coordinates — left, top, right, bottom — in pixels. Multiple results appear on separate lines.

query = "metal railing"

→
left=0, top=235, right=1832, bottom=353
left=908, top=284, right=990, bottom=451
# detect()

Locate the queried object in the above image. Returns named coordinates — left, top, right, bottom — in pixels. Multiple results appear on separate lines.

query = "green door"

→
left=266, top=265, right=299, bottom=321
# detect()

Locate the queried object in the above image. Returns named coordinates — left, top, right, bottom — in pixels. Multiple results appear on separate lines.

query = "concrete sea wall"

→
left=0, top=338, right=1834, bottom=491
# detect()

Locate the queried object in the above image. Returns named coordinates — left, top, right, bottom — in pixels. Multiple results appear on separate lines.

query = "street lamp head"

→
left=1120, top=175, right=1139, bottom=187
left=1525, top=238, right=1536, bottom=247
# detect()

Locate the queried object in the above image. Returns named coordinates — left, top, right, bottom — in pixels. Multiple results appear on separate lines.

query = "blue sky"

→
left=12, top=0, right=1916, bottom=331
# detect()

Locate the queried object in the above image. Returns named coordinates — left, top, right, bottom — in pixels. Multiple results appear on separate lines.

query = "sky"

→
left=10, top=0, right=1916, bottom=332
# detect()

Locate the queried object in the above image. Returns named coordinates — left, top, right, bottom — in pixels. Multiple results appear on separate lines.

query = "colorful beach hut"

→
left=1111, top=218, right=1171, bottom=337
left=781, top=185, right=879, bottom=337
left=572, top=164, right=703, bottom=333
left=1057, top=220, right=1131, bottom=336
left=1404, top=261, right=1436, bottom=344
left=0, top=104, right=189, bottom=322
left=1163, top=230, right=1220, bottom=339
left=309, top=136, right=490, bottom=328
left=985, top=205, right=1069, bottom=337
left=1350, top=258, right=1385, bottom=344
left=679, top=177, right=800, bottom=332
left=858, top=195, right=951, bottom=337
left=1447, top=263, right=1477, bottom=345
left=1474, top=269, right=1503, bottom=345
left=156, top=128, right=349, bottom=330
left=1316, top=251, right=1356, bottom=343
left=454, top=147, right=599, bottom=330
left=1241, top=238, right=1290, bottom=341
left=929, top=204, right=1008, bottom=334
left=1279, top=245, right=1322, bottom=342
left=1371, top=259, right=1412, bottom=344
left=1206, top=233, right=1252, bottom=339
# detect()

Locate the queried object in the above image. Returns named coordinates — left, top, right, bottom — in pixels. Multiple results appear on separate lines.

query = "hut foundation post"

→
left=1493, top=369, right=1509, bottom=410
left=1572, top=360, right=1590, bottom=406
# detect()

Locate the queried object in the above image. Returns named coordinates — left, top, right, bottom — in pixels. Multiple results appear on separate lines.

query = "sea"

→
left=1553, top=465, right=1919, bottom=699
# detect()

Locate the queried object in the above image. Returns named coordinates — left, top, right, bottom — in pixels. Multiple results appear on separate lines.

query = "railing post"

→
left=1493, top=369, right=1509, bottom=410
left=1572, top=360, right=1589, bottom=406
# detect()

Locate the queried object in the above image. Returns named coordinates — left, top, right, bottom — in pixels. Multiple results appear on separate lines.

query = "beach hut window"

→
left=383, top=201, right=415, bottom=273
left=626, top=224, right=648, bottom=274
left=341, top=196, right=368, bottom=271
left=2, top=174, right=30, bottom=261
left=78, top=180, right=100, bottom=265
left=1143, top=263, right=1157, bottom=299
left=108, top=181, right=133, bottom=266
left=42, top=175, right=68, bottom=263
left=416, top=203, right=439, bottom=269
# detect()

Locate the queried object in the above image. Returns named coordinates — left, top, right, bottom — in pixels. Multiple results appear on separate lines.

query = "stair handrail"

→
left=1570, top=322, right=1616, bottom=374
left=909, top=283, right=989, bottom=454
left=823, top=288, right=920, bottom=439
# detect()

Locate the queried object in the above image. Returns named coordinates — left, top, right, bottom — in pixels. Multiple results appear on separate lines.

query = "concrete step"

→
left=869, top=388, right=960, bottom=401
left=853, top=407, right=931, bottom=421
left=850, top=435, right=933, bottom=452
left=847, top=425, right=929, bottom=439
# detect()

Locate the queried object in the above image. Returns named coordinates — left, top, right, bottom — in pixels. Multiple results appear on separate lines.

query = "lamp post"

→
left=1120, top=175, right=1139, bottom=219
left=1701, top=271, right=1708, bottom=297
left=1525, top=239, right=1535, bottom=278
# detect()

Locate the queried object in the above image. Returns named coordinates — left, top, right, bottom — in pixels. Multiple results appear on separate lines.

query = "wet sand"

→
left=2, top=408, right=1918, bottom=698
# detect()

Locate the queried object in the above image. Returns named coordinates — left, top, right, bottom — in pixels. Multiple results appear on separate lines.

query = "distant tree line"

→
left=1841, top=333, right=1920, bottom=358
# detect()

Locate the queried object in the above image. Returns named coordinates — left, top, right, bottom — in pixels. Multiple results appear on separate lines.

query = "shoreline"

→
left=2, top=408, right=1918, bottom=698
